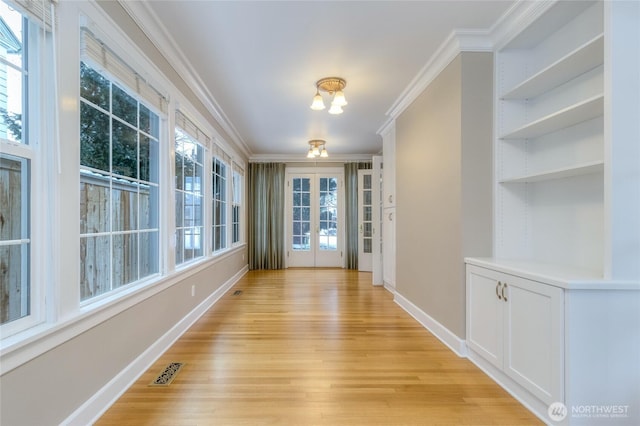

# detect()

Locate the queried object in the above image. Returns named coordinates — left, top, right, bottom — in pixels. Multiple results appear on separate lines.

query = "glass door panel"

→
left=358, top=170, right=373, bottom=271
left=292, top=177, right=311, bottom=251
left=318, top=177, right=338, bottom=251
left=288, top=173, right=342, bottom=268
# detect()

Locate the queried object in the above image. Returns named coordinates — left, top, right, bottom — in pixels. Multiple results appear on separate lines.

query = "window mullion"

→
left=108, top=80, right=114, bottom=294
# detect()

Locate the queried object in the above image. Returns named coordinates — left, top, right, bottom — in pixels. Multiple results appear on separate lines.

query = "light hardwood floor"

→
left=97, top=269, right=542, bottom=425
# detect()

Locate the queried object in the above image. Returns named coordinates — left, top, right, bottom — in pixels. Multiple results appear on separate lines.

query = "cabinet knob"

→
left=388, top=194, right=393, bottom=204
left=388, top=212, right=393, bottom=221
left=502, top=282, right=508, bottom=302
left=496, top=281, right=502, bottom=300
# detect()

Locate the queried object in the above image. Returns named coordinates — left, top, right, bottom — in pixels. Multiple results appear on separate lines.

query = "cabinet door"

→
left=466, top=266, right=503, bottom=369
left=382, top=208, right=395, bottom=288
left=503, top=276, right=564, bottom=405
left=382, top=123, right=395, bottom=208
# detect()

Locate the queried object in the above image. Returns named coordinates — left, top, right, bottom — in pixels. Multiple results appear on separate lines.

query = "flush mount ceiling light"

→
left=306, top=139, right=329, bottom=158
left=310, top=77, right=347, bottom=115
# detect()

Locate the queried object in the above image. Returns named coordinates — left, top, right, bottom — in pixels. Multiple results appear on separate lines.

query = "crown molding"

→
left=384, top=28, right=493, bottom=120
left=383, top=0, right=551, bottom=123
left=249, top=153, right=374, bottom=163
left=490, top=0, right=556, bottom=50
left=376, top=118, right=395, bottom=137
left=117, top=0, right=252, bottom=160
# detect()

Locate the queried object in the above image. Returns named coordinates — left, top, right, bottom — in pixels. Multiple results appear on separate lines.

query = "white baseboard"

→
left=466, top=350, right=549, bottom=425
left=383, top=281, right=396, bottom=293
left=62, top=265, right=249, bottom=426
left=394, top=291, right=467, bottom=358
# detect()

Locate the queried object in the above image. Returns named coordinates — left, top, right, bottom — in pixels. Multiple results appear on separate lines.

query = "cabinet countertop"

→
left=465, top=257, right=640, bottom=290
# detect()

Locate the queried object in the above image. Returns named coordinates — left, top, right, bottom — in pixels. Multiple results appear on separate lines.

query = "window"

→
left=232, top=169, right=242, bottom=244
left=0, top=154, right=29, bottom=325
left=0, top=2, right=25, bottom=144
left=0, top=1, right=43, bottom=330
left=175, top=127, right=204, bottom=265
left=212, top=157, right=227, bottom=252
left=79, top=61, right=160, bottom=301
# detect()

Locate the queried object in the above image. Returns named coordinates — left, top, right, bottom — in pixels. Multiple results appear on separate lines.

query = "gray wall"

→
left=395, top=52, right=493, bottom=339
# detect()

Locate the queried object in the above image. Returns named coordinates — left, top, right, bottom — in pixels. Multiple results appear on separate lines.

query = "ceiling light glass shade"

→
left=310, top=92, right=325, bottom=110
left=332, top=90, right=347, bottom=106
left=328, top=103, right=343, bottom=115
left=307, top=139, right=328, bottom=159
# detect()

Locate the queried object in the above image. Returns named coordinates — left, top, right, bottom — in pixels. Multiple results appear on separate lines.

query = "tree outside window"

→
left=79, top=61, right=160, bottom=301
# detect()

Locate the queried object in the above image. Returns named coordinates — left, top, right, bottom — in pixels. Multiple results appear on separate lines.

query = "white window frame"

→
left=0, top=3, right=50, bottom=338
left=78, top=60, right=163, bottom=303
left=231, top=168, right=243, bottom=246
left=211, top=155, right=228, bottom=253
left=174, top=125, right=206, bottom=267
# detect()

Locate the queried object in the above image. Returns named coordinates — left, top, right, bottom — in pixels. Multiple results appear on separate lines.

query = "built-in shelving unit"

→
left=501, top=34, right=604, bottom=100
left=466, top=2, right=640, bottom=424
left=493, top=0, right=605, bottom=276
left=500, top=94, right=603, bottom=140
left=499, top=160, right=603, bottom=184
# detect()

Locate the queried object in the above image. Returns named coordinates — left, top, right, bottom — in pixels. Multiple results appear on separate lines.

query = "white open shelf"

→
left=502, top=34, right=604, bottom=100
left=499, top=160, right=604, bottom=183
left=500, top=94, right=603, bottom=140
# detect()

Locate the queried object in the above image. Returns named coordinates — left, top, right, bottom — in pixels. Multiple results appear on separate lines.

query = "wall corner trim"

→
left=394, top=291, right=467, bottom=358
left=61, top=265, right=249, bottom=426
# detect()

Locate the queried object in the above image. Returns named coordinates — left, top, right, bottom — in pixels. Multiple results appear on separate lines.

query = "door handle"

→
left=360, top=224, right=363, bottom=234
left=496, top=281, right=502, bottom=300
left=502, top=282, right=508, bottom=302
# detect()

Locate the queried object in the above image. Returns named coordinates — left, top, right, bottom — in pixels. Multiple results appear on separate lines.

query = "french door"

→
left=358, top=169, right=373, bottom=272
left=287, top=171, right=343, bottom=268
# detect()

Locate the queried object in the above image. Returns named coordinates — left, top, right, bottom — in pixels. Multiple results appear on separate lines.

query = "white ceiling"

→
left=142, top=1, right=515, bottom=159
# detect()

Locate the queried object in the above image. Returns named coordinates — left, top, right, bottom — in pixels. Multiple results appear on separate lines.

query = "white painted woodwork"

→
left=371, top=156, right=383, bottom=285
left=358, top=169, right=373, bottom=272
left=382, top=207, right=396, bottom=290
left=380, top=122, right=396, bottom=290
left=466, top=268, right=503, bottom=369
left=466, top=265, right=563, bottom=406
left=503, top=274, right=563, bottom=406
left=493, top=1, right=606, bottom=276
left=468, top=2, right=640, bottom=424
left=466, top=258, right=640, bottom=425
left=286, top=169, right=344, bottom=268
left=382, top=122, right=396, bottom=209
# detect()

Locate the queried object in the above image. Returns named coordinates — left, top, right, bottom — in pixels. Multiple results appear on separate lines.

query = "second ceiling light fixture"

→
left=310, top=77, right=347, bottom=114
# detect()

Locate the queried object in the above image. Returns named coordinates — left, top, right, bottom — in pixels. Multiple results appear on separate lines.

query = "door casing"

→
left=286, top=167, right=344, bottom=268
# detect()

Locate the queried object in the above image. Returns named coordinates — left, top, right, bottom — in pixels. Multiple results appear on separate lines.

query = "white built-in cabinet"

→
left=381, top=121, right=396, bottom=290
left=382, top=122, right=396, bottom=210
left=467, top=1, right=640, bottom=424
left=467, top=265, right=564, bottom=406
